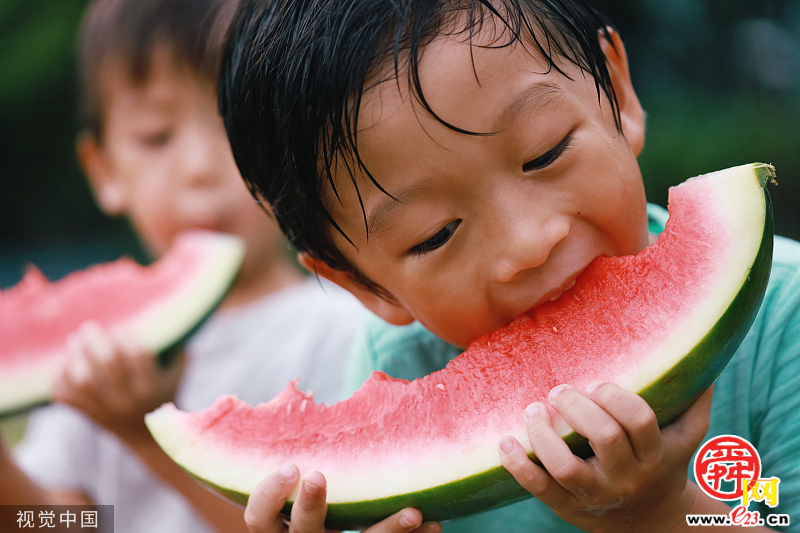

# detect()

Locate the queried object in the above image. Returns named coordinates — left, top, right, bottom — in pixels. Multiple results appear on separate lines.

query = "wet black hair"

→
left=219, top=0, right=618, bottom=296
left=78, top=0, right=236, bottom=139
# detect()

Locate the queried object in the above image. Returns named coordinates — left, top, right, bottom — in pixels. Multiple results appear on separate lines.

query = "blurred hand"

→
left=52, top=320, right=185, bottom=439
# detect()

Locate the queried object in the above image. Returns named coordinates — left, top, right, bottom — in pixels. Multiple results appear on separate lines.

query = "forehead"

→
left=325, top=31, right=597, bottom=239
left=97, top=47, right=213, bottom=122
left=366, top=26, right=568, bottom=130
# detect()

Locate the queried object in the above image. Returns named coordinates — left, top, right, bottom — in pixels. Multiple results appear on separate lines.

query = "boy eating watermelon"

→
left=218, top=1, right=800, bottom=532
left=0, top=0, right=365, bottom=531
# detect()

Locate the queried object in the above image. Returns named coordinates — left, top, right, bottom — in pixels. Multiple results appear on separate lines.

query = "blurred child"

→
left=0, top=0, right=365, bottom=531
left=217, top=1, right=800, bottom=532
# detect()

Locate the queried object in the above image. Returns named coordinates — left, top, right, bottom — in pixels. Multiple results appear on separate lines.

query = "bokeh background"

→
left=1, top=0, right=799, bottom=283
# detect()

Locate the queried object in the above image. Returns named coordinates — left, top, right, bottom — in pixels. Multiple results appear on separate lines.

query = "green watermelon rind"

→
left=0, top=232, right=245, bottom=418
left=171, top=167, right=774, bottom=529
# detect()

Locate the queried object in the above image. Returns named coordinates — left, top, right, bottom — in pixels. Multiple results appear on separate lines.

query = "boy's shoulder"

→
left=345, top=317, right=462, bottom=394
left=753, top=235, right=800, bottom=337
left=771, top=235, right=800, bottom=275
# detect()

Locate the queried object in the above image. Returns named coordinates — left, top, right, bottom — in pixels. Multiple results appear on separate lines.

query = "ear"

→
left=298, top=253, right=415, bottom=326
left=76, top=130, right=127, bottom=215
left=600, top=28, right=645, bottom=157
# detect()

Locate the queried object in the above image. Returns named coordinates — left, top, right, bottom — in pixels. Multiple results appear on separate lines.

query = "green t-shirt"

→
left=345, top=204, right=800, bottom=533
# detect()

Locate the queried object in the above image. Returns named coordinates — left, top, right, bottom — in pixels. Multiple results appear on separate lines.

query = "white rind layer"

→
left=0, top=357, right=61, bottom=413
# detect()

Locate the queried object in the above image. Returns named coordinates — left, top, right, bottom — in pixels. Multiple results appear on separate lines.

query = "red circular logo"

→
left=694, top=435, right=761, bottom=501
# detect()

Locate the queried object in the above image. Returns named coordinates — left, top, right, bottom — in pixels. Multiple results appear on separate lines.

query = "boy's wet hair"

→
left=78, top=0, right=236, bottom=139
left=220, top=0, right=618, bottom=296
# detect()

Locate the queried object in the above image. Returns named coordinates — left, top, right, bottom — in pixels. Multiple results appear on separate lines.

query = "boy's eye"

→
left=410, top=220, right=461, bottom=255
left=522, top=132, right=573, bottom=172
left=138, top=130, right=172, bottom=147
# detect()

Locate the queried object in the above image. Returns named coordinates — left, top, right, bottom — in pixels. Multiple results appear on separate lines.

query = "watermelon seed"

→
left=436, top=383, right=445, bottom=391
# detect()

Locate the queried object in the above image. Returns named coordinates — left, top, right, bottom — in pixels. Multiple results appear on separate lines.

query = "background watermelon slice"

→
left=147, top=163, right=774, bottom=528
left=0, top=230, right=245, bottom=416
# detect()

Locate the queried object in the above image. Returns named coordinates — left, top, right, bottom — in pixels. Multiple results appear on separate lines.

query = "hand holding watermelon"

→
left=500, top=383, right=715, bottom=532
left=244, top=465, right=440, bottom=533
left=51, top=320, right=186, bottom=439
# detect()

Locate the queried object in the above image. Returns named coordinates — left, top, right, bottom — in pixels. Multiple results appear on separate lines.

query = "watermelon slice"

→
left=0, top=231, right=245, bottom=416
left=146, top=163, right=774, bottom=528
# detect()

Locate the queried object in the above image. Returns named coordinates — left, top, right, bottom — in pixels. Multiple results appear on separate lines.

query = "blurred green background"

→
left=0, top=0, right=799, bottom=290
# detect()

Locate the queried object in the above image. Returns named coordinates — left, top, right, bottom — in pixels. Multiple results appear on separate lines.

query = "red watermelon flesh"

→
left=146, top=163, right=774, bottom=527
left=0, top=231, right=244, bottom=415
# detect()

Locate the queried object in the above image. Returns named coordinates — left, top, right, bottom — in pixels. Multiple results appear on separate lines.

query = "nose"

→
left=177, top=123, right=228, bottom=190
left=490, top=209, right=571, bottom=283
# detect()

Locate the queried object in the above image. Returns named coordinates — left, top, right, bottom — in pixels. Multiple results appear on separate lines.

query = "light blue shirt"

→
left=346, top=204, right=800, bottom=532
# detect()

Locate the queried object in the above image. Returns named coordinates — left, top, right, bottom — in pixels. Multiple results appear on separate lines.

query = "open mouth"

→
left=525, top=263, right=591, bottom=315
left=547, top=278, right=577, bottom=302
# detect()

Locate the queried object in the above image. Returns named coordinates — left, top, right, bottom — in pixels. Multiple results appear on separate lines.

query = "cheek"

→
left=126, top=186, right=180, bottom=257
left=399, top=272, right=490, bottom=347
left=603, top=172, right=648, bottom=252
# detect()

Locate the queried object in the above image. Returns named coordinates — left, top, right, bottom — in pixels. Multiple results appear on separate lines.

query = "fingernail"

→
left=278, top=463, right=298, bottom=482
left=304, top=480, right=321, bottom=494
left=585, top=380, right=603, bottom=396
left=399, top=513, right=415, bottom=528
left=525, top=402, right=541, bottom=419
left=549, top=385, right=567, bottom=402
left=500, top=437, right=515, bottom=454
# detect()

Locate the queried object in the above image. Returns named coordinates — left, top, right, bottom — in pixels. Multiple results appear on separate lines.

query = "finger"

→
left=524, top=400, right=595, bottom=495
left=112, top=326, right=142, bottom=357
left=363, top=508, right=440, bottom=533
left=498, top=435, right=573, bottom=509
left=80, top=321, right=126, bottom=392
left=548, top=384, right=638, bottom=477
left=584, top=382, right=661, bottom=466
left=244, top=464, right=300, bottom=533
left=661, top=384, right=714, bottom=459
left=80, top=321, right=114, bottom=362
left=127, top=352, right=155, bottom=401
left=289, top=471, right=327, bottom=533
left=119, top=337, right=159, bottom=400
left=52, top=335, right=99, bottom=406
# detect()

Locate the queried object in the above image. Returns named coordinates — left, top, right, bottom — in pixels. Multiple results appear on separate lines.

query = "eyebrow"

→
left=493, top=81, right=563, bottom=130
left=366, top=181, right=429, bottom=237
left=366, top=82, right=563, bottom=237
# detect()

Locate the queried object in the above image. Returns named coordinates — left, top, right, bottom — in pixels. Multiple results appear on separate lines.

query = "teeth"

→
left=548, top=280, right=576, bottom=302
